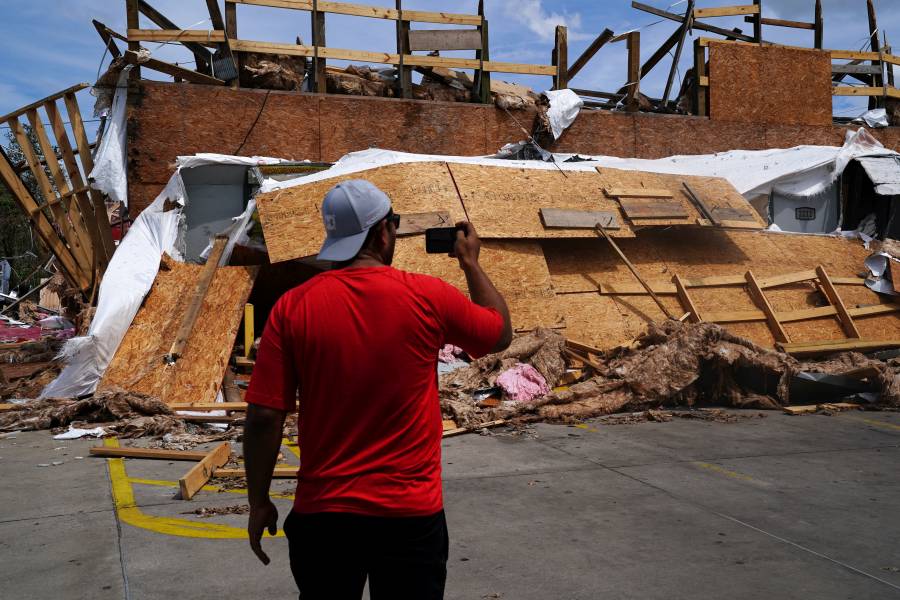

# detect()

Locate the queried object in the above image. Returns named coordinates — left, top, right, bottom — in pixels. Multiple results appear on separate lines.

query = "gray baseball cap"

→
left=317, top=179, right=392, bottom=261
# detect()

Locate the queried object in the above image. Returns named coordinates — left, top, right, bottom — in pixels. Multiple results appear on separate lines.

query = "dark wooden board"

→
left=540, top=208, right=620, bottom=230
left=397, top=211, right=452, bottom=236
left=408, top=29, right=483, bottom=52
left=619, top=198, right=689, bottom=219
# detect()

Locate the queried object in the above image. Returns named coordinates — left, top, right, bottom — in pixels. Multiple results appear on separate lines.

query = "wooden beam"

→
left=662, top=0, right=694, bottom=107
left=814, top=0, right=823, bottom=49
left=745, top=270, right=790, bottom=343
left=0, top=83, right=89, bottom=124
left=625, top=31, right=640, bottom=111
left=474, top=9, right=491, bottom=104
left=694, top=5, right=760, bottom=19
left=833, top=86, right=887, bottom=96
left=867, top=0, right=882, bottom=109
left=831, top=64, right=883, bottom=75
left=673, top=274, right=702, bottom=322
left=593, top=270, right=866, bottom=296
left=816, top=266, right=861, bottom=338
left=126, top=0, right=141, bottom=79
left=694, top=38, right=707, bottom=116
left=214, top=466, right=299, bottom=478
left=568, top=28, right=614, bottom=80
left=165, top=236, right=228, bottom=364
left=632, top=2, right=755, bottom=43
left=123, top=50, right=227, bottom=85
left=743, top=16, right=815, bottom=30
left=225, top=0, right=481, bottom=25
left=93, top=20, right=123, bottom=57
left=779, top=339, right=900, bottom=357
left=179, top=442, right=232, bottom=499
left=553, top=25, right=569, bottom=90
left=90, top=447, right=211, bottom=461
left=127, top=29, right=226, bottom=44
left=606, top=188, right=675, bottom=199
left=407, top=29, right=482, bottom=51
left=752, top=0, right=762, bottom=43
left=137, top=0, right=213, bottom=73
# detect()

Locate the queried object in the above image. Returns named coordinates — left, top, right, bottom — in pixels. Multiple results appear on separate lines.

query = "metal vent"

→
left=795, top=207, right=816, bottom=221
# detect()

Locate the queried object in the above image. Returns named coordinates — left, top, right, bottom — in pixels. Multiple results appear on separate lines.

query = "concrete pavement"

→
left=1, top=409, right=899, bottom=599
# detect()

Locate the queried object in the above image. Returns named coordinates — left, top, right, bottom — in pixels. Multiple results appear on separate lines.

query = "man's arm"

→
left=452, top=221, right=513, bottom=352
left=244, top=403, right=287, bottom=565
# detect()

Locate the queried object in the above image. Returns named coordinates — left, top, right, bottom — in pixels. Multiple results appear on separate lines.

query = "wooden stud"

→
left=745, top=270, right=790, bottom=344
left=694, top=38, right=707, bottom=117
left=224, top=0, right=241, bottom=86
left=90, top=447, right=211, bottom=461
left=178, top=442, right=232, bottom=499
left=625, top=31, right=640, bottom=112
left=633, top=2, right=755, bottom=43
left=752, top=0, right=762, bottom=43
left=553, top=25, right=569, bottom=90
left=568, top=29, right=614, bottom=81
left=475, top=12, right=491, bottom=104
left=867, top=0, right=882, bottom=109
left=815, top=265, right=861, bottom=339
left=744, top=16, right=814, bottom=30
left=673, top=274, right=702, bottom=322
left=779, top=339, right=900, bottom=357
left=126, top=0, right=141, bottom=79
left=165, top=236, right=228, bottom=363
left=312, top=0, right=327, bottom=93
left=243, top=303, right=255, bottom=357
left=407, top=29, right=482, bottom=52
left=63, top=92, right=116, bottom=262
left=395, top=0, right=411, bottom=99
left=814, top=0, right=823, bottom=49
left=662, top=0, right=694, bottom=107
left=693, top=5, right=760, bottom=19
left=127, top=29, right=227, bottom=44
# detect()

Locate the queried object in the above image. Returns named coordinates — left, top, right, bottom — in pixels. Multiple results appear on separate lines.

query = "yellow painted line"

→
left=127, top=477, right=293, bottom=499
left=104, top=438, right=285, bottom=539
left=847, top=417, right=900, bottom=432
left=574, top=423, right=598, bottom=433
left=694, top=461, right=755, bottom=482
left=283, top=437, right=301, bottom=459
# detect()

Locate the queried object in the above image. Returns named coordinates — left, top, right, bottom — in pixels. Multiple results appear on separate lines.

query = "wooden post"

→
left=886, top=38, right=895, bottom=88
left=868, top=0, right=882, bottom=109
left=662, top=0, right=694, bottom=108
left=476, top=18, right=492, bottom=104
left=694, top=38, right=707, bottom=117
left=814, top=0, right=823, bottom=49
left=553, top=25, right=568, bottom=90
left=126, top=0, right=141, bottom=80
left=753, top=0, right=762, bottom=43
left=224, top=0, right=241, bottom=86
left=396, top=0, right=411, bottom=99
left=626, top=31, right=640, bottom=111
left=312, top=0, right=327, bottom=93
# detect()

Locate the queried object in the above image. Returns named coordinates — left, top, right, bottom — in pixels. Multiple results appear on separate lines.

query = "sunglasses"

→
left=385, top=211, right=401, bottom=229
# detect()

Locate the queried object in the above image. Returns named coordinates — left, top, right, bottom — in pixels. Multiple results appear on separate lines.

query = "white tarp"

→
left=89, top=67, right=131, bottom=205
left=543, top=89, right=583, bottom=140
left=42, top=153, right=286, bottom=399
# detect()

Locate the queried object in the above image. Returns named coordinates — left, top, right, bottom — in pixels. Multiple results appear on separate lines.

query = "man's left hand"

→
left=248, top=499, right=279, bottom=565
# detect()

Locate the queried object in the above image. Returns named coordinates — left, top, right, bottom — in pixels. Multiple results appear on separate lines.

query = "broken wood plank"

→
left=442, top=419, right=507, bottom=438
left=632, top=1, right=755, bottom=43
left=605, top=187, right=673, bottom=199
left=0, top=404, right=20, bottom=412
left=681, top=182, right=717, bottom=224
left=619, top=198, right=689, bottom=219
left=540, top=208, right=620, bottom=230
left=213, top=465, right=299, bottom=478
left=396, top=211, right=452, bottom=236
left=178, top=442, right=232, bottom=499
left=164, top=236, right=228, bottom=364
left=816, top=265, right=861, bottom=339
left=127, top=29, right=226, bottom=45
left=407, top=29, right=482, bottom=51
left=744, top=16, right=815, bottom=30
left=745, top=270, right=790, bottom=343
left=710, top=206, right=758, bottom=222
left=90, top=447, right=211, bottom=461
left=673, top=274, right=702, bottom=322
left=831, top=64, right=883, bottom=75
left=123, top=50, right=227, bottom=85
left=566, top=338, right=604, bottom=356
left=694, top=5, right=759, bottom=19
left=778, top=339, right=900, bottom=357
left=784, top=402, right=861, bottom=415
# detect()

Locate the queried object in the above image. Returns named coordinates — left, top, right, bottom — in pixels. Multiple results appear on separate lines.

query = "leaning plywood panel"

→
left=392, top=239, right=565, bottom=331
left=99, top=256, right=258, bottom=405
left=708, top=42, right=833, bottom=127
left=256, top=162, right=468, bottom=263
left=446, top=164, right=634, bottom=239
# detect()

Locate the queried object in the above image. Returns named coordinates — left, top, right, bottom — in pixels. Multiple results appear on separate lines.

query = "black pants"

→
left=283, top=509, right=448, bottom=600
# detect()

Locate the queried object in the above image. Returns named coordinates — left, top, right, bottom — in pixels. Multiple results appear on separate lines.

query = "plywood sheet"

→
left=99, top=257, right=257, bottom=405
left=595, top=167, right=765, bottom=229
left=257, top=162, right=468, bottom=263
left=392, top=238, right=564, bottom=331
left=708, top=42, right=833, bottom=127
left=446, top=164, right=634, bottom=239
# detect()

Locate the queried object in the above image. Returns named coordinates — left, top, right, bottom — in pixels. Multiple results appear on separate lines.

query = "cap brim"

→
left=316, top=228, right=370, bottom=262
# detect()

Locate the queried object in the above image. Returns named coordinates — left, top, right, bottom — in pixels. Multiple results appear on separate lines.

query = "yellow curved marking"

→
left=127, top=477, right=294, bottom=500
left=104, top=438, right=286, bottom=539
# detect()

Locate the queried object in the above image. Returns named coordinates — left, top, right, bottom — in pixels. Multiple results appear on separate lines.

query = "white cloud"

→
left=501, top=0, right=584, bottom=41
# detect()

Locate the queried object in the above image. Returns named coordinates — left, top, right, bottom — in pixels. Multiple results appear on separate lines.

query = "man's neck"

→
left=345, top=250, right=386, bottom=269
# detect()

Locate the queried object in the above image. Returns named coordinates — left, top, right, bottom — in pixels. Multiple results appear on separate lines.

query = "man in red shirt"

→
left=243, top=179, right=512, bottom=599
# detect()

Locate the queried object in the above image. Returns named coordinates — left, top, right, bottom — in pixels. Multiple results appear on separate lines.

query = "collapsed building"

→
left=2, top=0, right=900, bottom=486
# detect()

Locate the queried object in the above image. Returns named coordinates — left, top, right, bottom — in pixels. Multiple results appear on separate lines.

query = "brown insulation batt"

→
left=442, top=322, right=900, bottom=427
left=256, top=162, right=469, bottom=263
left=99, top=256, right=258, bottom=405
left=543, top=230, right=900, bottom=349
left=392, top=238, right=565, bottom=331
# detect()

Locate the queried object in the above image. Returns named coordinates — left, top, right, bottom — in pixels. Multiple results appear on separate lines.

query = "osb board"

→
left=391, top=238, right=564, bottom=331
left=256, top=162, right=468, bottom=263
left=445, top=164, right=634, bottom=239
left=543, top=230, right=899, bottom=349
left=99, top=258, right=257, bottom=405
left=595, top=167, right=765, bottom=229
left=708, top=42, right=832, bottom=127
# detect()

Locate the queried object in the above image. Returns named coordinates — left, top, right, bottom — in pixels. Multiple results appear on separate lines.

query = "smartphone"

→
left=425, top=226, right=463, bottom=254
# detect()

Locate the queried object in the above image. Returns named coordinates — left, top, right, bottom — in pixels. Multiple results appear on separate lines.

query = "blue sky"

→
left=1, top=0, right=899, bottom=144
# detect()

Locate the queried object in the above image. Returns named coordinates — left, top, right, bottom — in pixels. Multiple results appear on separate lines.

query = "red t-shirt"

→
left=245, top=266, right=503, bottom=516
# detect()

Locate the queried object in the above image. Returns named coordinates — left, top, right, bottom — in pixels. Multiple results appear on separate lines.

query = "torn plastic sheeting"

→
left=853, top=108, right=889, bottom=128
left=864, top=252, right=899, bottom=296
left=89, top=66, right=131, bottom=205
left=543, top=89, right=583, bottom=140
left=53, top=425, right=106, bottom=440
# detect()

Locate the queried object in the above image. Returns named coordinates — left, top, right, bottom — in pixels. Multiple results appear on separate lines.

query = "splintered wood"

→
left=256, top=162, right=468, bottom=263
left=99, top=256, right=258, bottom=405
left=392, top=239, right=564, bottom=331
